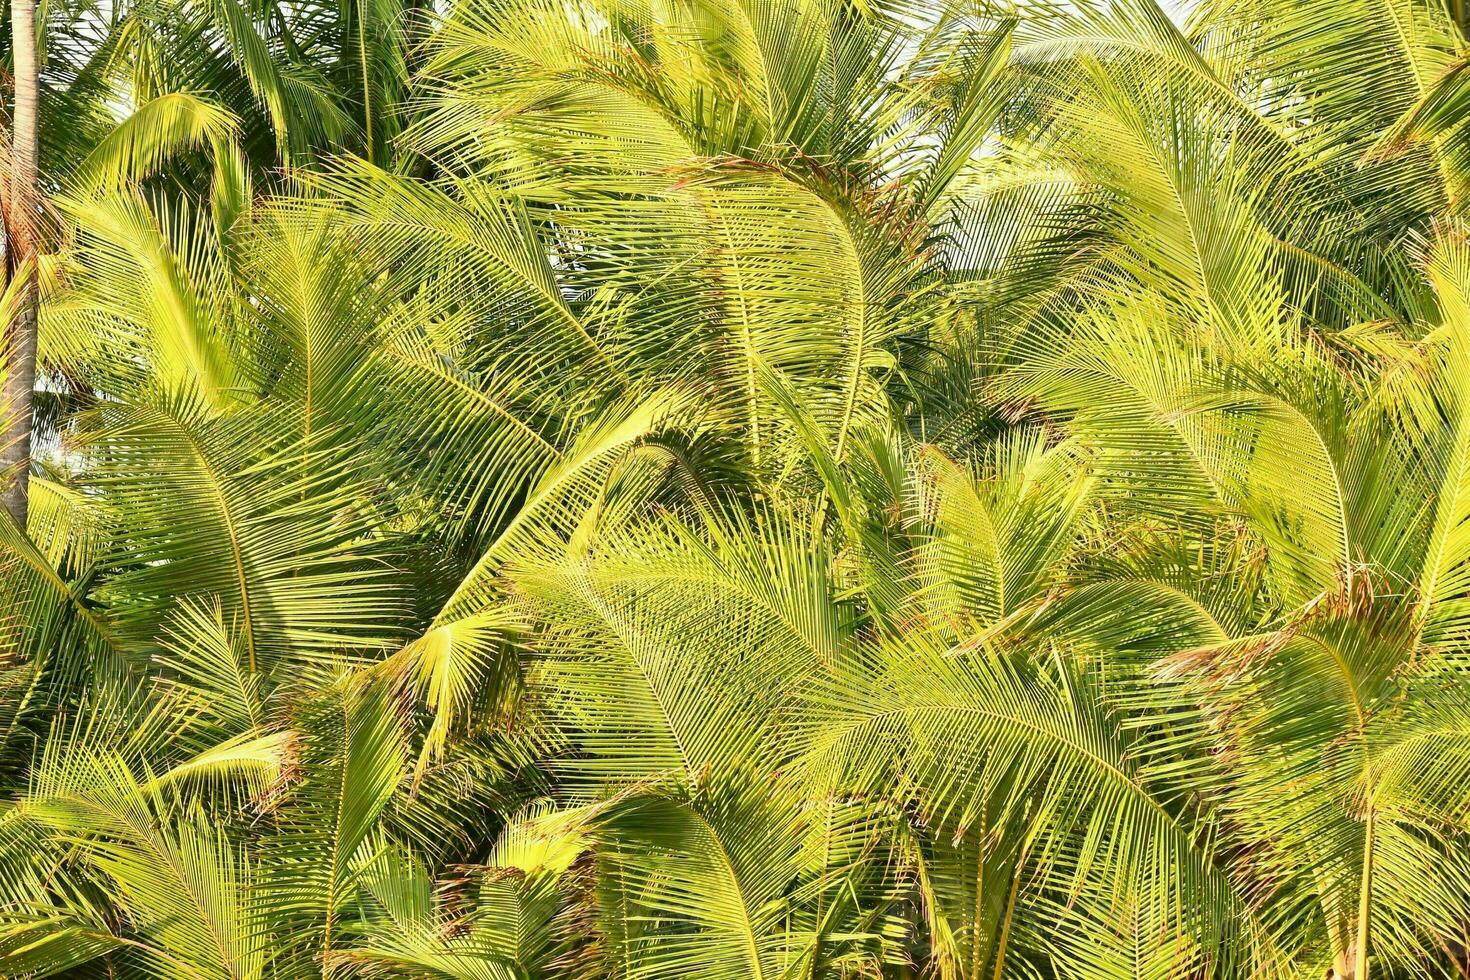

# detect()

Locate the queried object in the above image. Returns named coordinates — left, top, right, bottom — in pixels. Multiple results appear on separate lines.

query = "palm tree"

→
left=2, top=0, right=1470, bottom=978
left=1, top=0, right=40, bottom=525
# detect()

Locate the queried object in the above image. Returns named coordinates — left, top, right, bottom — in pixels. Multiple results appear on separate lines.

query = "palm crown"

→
left=3, top=0, right=1470, bottom=978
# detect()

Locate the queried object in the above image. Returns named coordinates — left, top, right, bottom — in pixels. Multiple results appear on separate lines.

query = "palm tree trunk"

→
left=1, top=0, right=39, bottom=527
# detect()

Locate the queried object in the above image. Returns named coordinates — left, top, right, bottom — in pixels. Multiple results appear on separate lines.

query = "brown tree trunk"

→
left=1, top=0, right=38, bottom=528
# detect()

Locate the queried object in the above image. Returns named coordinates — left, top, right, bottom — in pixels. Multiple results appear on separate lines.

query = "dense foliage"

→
left=4, top=0, right=1470, bottom=977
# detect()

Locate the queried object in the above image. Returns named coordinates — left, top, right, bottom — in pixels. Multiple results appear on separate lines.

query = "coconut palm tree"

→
left=2, top=0, right=1470, bottom=978
left=1, top=0, right=41, bottom=525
